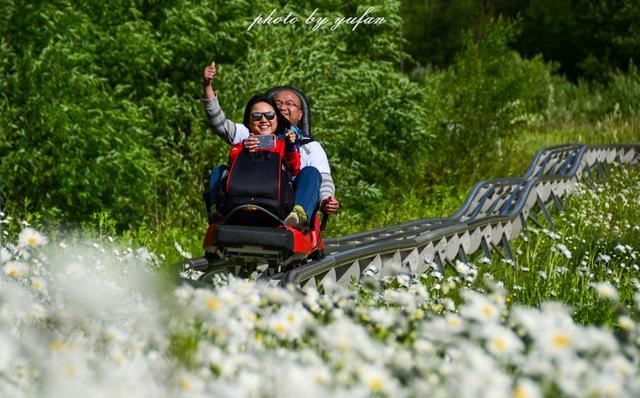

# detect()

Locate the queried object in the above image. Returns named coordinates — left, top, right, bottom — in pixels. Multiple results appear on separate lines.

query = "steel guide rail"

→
left=282, top=144, right=640, bottom=290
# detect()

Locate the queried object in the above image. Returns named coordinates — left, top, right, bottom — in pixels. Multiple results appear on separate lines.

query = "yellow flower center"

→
left=50, top=341, right=66, bottom=351
left=552, top=333, right=571, bottom=348
left=367, top=376, right=384, bottom=392
left=274, top=323, right=286, bottom=335
left=179, top=378, right=191, bottom=391
left=314, top=372, right=327, bottom=384
left=619, top=319, right=633, bottom=330
left=513, top=384, right=529, bottom=398
left=243, top=313, right=256, bottom=322
left=64, top=363, right=76, bottom=376
left=493, top=337, right=507, bottom=353
left=8, top=269, right=17, bottom=277
left=482, top=304, right=494, bottom=317
left=27, top=237, right=38, bottom=246
left=206, top=297, right=221, bottom=310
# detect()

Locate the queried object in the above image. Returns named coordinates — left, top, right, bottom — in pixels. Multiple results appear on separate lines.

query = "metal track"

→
left=283, top=144, right=640, bottom=290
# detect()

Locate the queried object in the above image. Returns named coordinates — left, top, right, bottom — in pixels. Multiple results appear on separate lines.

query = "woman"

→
left=227, top=94, right=300, bottom=174
left=223, top=95, right=303, bottom=226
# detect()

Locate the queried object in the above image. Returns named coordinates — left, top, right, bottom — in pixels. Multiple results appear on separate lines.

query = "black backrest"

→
left=227, top=151, right=281, bottom=200
left=265, top=86, right=312, bottom=139
left=223, top=150, right=295, bottom=223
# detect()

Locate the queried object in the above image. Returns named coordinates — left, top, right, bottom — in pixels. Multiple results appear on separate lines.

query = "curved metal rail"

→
left=283, top=144, right=640, bottom=290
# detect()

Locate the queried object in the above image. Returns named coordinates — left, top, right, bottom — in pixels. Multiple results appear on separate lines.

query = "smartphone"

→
left=255, top=134, right=276, bottom=149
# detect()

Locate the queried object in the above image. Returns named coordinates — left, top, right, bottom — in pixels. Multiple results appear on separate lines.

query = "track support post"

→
left=536, top=194, right=554, bottom=228
left=480, top=236, right=492, bottom=261
left=551, top=191, right=564, bottom=213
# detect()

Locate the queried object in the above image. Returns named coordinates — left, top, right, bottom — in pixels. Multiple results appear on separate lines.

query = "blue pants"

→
left=208, top=165, right=321, bottom=218
left=293, top=166, right=321, bottom=219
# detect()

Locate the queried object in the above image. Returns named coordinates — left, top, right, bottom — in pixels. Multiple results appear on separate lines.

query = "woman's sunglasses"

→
left=250, top=111, right=276, bottom=121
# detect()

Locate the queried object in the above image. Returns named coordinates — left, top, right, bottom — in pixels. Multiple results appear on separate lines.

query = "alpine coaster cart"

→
left=179, top=87, right=327, bottom=284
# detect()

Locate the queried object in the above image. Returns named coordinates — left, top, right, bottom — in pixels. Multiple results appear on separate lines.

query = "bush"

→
left=1, top=1, right=634, bottom=241
left=423, top=19, right=554, bottom=184
left=548, top=62, right=640, bottom=123
left=0, top=0, right=258, bottom=229
left=0, top=0, right=432, bottom=234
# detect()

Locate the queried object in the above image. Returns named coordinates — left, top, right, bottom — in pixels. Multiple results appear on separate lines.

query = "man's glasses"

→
left=250, top=111, right=276, bottom=121
left=275, top=100, right=300, bottom=109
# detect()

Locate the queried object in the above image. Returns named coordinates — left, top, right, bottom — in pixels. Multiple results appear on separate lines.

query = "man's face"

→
left=274, top=90, right=303, bottom=127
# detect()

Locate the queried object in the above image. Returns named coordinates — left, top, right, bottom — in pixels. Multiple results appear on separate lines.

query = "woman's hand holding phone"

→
left=244, top=136, right=260, bottom=152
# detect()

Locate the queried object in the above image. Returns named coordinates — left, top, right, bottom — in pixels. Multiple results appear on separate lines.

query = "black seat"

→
left=222, top=146, right=294, bottom=225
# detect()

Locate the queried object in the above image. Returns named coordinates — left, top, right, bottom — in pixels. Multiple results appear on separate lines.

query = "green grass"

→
left=3, top=119, right=637, bottom=272
left=338, top=117, right=639, bottom=238
left=413, top=164, right=640, bottom=326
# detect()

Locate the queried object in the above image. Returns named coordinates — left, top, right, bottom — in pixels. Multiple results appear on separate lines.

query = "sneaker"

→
left=284, top=205, right=307, bottom=226
left=283, top=212, right=299, bottom=226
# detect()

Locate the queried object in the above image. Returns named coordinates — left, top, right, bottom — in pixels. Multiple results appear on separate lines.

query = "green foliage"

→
left=1, top=0, right=432, bottom=237
left=204, top=0, right=430, bottom=216
left=423, top=20, right=553, bottom=184
left=401, top=0, right=640, bottom=82
left=548, top=63, right=640, bottom=123
left=0, top=0, right=263, bottom=229
left=0, top=0, right=637, bottom=247
left=400, top=0, right=492, bottom=70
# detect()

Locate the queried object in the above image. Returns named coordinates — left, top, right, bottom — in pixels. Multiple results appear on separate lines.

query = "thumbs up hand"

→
left=203, top=61, right=216, bottom=85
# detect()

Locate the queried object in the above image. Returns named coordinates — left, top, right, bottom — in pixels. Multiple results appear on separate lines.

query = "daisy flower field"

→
left=0, top=165, right=639, bottom=397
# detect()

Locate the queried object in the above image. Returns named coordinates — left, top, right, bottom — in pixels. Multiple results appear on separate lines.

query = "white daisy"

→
left=618, top=315, right=634, bottom=331
left=455, top=260, right=471, bottom=275
left=3, top=261, right=28, bottom=278
left=513, top=378, right=542, bottom=398
left=482, top=324, right=524, bottom=357
left=460, top=290, right=502, bottom=323
left=592, top=281, right=619, bottom=301
left=173, top=241, right=192, bottom=259
left=18, top=227, right=48, bottom=248
left=555, top=243, right=572, bottom=259
left=358, top=364, right=397, bottom=395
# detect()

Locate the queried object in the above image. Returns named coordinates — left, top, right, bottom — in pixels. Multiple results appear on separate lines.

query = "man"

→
left=201, top=62, right=339, bottom=225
